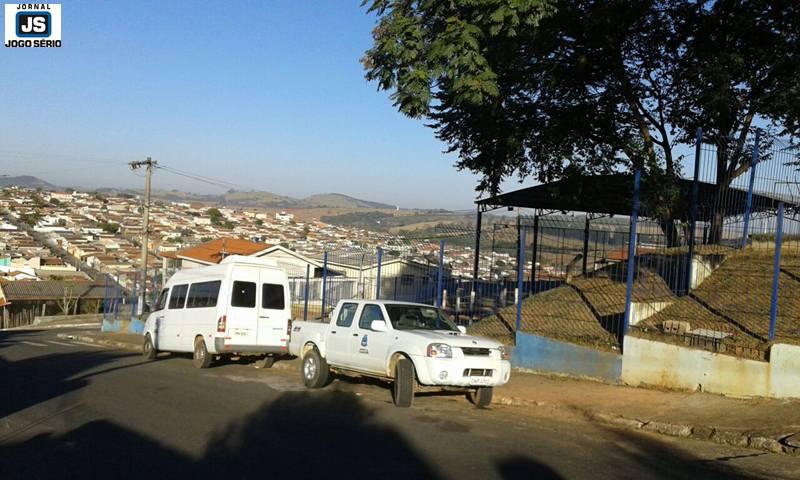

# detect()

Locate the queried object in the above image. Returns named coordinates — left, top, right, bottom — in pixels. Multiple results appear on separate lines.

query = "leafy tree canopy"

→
left=363, top=0, right=799, bottom=196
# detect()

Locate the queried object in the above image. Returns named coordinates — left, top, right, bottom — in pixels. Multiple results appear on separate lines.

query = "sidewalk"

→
left=61, top=330, right=800, bottom=456
left=494, top=371, right=800, bottom=455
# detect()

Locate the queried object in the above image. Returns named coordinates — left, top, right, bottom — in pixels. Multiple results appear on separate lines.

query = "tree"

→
left=364, top=0, right=800, bottom=244
left=58, top=285, right=79, bottom=316
left=207, top=208, right=223, bottom=226
left=100, top=222, right=120, bottom=234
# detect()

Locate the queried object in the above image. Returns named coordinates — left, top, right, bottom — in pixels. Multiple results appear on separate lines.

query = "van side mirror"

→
left=370, top=320, right=388, bottom=332
left=458, top=326, right=467, bottom=334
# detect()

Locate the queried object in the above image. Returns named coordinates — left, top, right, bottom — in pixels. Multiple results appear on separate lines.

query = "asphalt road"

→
left=3, top=327, right=800, bottom=480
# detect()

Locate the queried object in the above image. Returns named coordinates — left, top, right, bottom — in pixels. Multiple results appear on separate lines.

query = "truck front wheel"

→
left=392, top=358, right=416, bottom=408
left=467, top=387, right=493, bottom=408
left=302, top=349, right=329, bottom=388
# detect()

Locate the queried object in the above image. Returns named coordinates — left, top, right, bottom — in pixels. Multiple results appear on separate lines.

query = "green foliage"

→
left=364, top=0, right=800, bottom=196
left=99, top=222, right=120, bottom=234
left=20, top=212, right=41, bottom=226
left=254, top=219, right=264, bottom=226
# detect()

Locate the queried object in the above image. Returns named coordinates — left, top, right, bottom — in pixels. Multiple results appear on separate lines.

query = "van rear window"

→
left=231, top=281, right=256, bottom=308
left=168, top=284, right=189, bottom=309
left=187, top=281, right=221, bottom=308
left=262, top=283, right=285, bottom=310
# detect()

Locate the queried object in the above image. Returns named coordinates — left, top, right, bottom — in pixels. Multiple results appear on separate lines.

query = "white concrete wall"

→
left=690, top=254, right=727, bottom=289
left=622, top=336, right=800, bottom=399
left=629, top=301, right=673, bottom=326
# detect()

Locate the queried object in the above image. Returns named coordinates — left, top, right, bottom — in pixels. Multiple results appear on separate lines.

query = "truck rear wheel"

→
left=142, top=334, right=156, bottom=361
left=193, top=337, right=212, bottom=369
left=302, top=349, right=329, bottom=388
left=392, top=358, right=416, bottom=408
left=468, top=387, right=493, bottom=408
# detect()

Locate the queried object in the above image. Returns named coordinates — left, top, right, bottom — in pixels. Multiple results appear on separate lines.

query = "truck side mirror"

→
left=457, top=326, right=467, bottom=334
left=370, top=320, right=388, bottom=332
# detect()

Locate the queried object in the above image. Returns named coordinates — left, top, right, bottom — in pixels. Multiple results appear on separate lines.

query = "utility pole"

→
left=129, top=157, right=156, bottom=315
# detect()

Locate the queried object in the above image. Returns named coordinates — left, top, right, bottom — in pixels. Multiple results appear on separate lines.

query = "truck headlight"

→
left=427, top=343, right=452, bottom=358
left=498, top=346, right=510, bottom=360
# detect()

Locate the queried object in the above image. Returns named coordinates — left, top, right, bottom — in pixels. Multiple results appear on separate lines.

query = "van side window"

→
left=187, top=280, right=222, bottom=308
left=168, top=284, right=188, bottom=309
left=262, top=283, right=285, bottom=310
left=155, top=288, right=169, bottom=311
left=359, top=304, right=385, bottom=330
left=231, top=281, right=256, bottom=308
left=335, top=303, right=358, bottom=327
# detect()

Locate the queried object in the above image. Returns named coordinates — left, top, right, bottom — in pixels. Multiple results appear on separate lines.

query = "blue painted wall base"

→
left=127, top=318, right=145, bottom=334
left=101, top=318, right=122, bottom=333
left=513, top=332, right=622, bottom=382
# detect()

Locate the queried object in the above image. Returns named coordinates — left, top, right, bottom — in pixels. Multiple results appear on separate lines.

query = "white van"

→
left=142, top=255, right=292, bottom=368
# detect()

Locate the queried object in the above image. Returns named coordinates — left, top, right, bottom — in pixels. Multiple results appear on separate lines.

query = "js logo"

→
left=5, top=4, right=61, bottom=48
left=16, top=12, right=51, bottom=37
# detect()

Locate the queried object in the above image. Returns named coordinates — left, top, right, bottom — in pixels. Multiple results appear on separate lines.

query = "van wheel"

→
left=392, top=358, right=416, bottom=408
left=142, top=334, right=156, bottom=361
left=193, top=337, right=212, bottom=369
left=467, top=387, right=493, bottom=408
left=302, top=349, right=329, bottom=388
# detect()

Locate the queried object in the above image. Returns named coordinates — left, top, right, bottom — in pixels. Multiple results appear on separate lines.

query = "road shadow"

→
left=0, top=330, right=140, bottom=418
left=1, top=391, right=442, bottom=480
left=497, top=456, right=563, bottom=480
left=593, top=423, right=762, bottom=479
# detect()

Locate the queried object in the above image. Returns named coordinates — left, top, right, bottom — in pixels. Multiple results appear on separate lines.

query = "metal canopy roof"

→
left=476, top=174, right=797, bottom=221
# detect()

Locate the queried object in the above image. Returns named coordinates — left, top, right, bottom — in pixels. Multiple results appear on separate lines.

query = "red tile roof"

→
left=176, top=238, right=271, bottom=265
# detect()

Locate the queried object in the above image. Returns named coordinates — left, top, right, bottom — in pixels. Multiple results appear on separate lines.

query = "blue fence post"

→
left=741, top=130, right=761, bottom=249
left=436, top=240, right=445, bottom=308
left=375, top=247, right=383, bottom=300
left=113, top=279, right=119, bottom=320
left=622, top=168, right=642, bottom=338
left=103, top=274, right=109, bottom=322
left=769, top=202, right=784, bottom=341
left=130, top=272, right=138, bottom=322
left=303, top=264, right=310, bottom=322
left=516, top=229, right=526, bottom=333
left=320, top=252, right=328, bottom=320
left=686, top=128, right=702, bottom=295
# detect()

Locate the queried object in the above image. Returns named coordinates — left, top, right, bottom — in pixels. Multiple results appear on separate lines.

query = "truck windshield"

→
left=385, top=304, right=459, bottom=332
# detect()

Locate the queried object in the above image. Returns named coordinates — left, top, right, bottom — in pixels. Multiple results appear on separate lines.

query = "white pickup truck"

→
left=288, top=300, right=511, bottom=408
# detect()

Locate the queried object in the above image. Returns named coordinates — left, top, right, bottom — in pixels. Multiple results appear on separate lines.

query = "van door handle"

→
left=331, top=330, right=337, bottom=334
left=352, top=333, right=359, bottom=337
left=259, top=316, right=270, bottom=319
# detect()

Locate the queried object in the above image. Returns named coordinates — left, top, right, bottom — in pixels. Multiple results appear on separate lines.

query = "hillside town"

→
left=0, top=185, right=524, bottom=323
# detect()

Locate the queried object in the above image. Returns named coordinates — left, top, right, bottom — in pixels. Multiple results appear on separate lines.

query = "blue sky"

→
left=0, top=1, right=520, bottom=210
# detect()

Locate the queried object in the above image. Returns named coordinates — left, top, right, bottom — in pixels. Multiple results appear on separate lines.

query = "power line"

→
left=155, top=165, right=255, bottom=191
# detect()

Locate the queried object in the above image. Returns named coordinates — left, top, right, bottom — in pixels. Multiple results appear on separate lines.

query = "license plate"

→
left=470, top=377, right=492, bottom=386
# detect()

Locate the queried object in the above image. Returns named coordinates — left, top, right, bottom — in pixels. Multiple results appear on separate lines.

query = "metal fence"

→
left=102, top=132, right=799, bottom=359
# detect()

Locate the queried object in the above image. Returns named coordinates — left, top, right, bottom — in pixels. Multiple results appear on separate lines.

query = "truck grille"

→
left=463, top=368, right=493, bottom=377
left=460, top=347, right=491, bottom=356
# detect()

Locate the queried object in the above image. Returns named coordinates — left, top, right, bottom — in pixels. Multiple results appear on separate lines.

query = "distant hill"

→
left=7, top=176, right=402, bottom=210
left=0, top=175, right=57, bottom=189
left=146, top=189, right=397, bottom=210
left=299, top=193, right=395, bottom=209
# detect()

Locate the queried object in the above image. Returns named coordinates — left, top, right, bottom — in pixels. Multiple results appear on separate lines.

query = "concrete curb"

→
left=492, top=394, right=799, bottom=457
left=1, top=322, right=101, bottom=331
left=57, top=333, right=141, bottom=351
left=587, top=412, right=800, bottom=456
left=55, top=333, right=301, bottom=373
